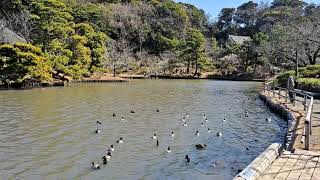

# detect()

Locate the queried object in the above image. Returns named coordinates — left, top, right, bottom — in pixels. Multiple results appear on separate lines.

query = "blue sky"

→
left=175, top=0, right=320, bottom=19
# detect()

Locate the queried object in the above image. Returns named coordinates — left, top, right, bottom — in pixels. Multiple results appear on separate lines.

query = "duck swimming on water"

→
left=208, top=128, right=211, bottom=133
left=131, top=110, right=135, bottom=113
left=121, top=117, right=124, bottom=121
left=152, top=133, right=157, bottom=139
left=92, top=162, right=100, bottom=169
left=102, top=156, right=108, bottom=164
left=185, top=113, right=189, bottom=118
left=96, top=121, right=102, bottom=124
left=195, top=131, right=199, bottom=136
left=195, top=144, right=207, bottom=150
left=201, top=123, right=204, bottom=127
left=171, top=131, right=174, bottom=137
left=116, top=137, right=123, bottom=144
left=185, top=155, right=190, bottom=162
left=108, top=145, right=114, bottom=152
left=106, top=151, right=112, bottom=159
left=266, top=117, right=272, bottom=121
left=217, top=132, right=222, bottom=137
left=183, top=122, right=187, bottom=127
left=95, top=129, right=100, bottom=134
left=112, top=113, right=116, bottom=117
left=203, top=114, right=206, bottom=119
left=167, top=147, right=171, bottom=153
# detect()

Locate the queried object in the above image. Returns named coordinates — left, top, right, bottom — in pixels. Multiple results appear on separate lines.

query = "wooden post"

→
left=279, top=89, right=281, bottom=99
left=304, top=95, right=307, bottom=111
left=305, top=120, right=310, bottom=150
left=285, top=90, right=288, bottom=102
left=273, top=86, right=275, bottom=97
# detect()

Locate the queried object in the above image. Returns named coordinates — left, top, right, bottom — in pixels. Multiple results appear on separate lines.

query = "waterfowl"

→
left=205, top=118, right=208, bottom=122
left=121, top=117, right=124, bottom=121
left=171, top=131, right=175, bottom=137
left=106, top=151, right=112, bottom=159
left=183, top=122, right=187, bottom=127
left=102, top=156, right=108, bottom=164
left=92, top=162, right=100, bottom=169
left=181, top=118, right=186, bottom=122
left=201, top=123, right=204, bottom=127
left=195, top=144, right=207, bottom=150
left=112, top=113, right=116, bottom=117
left=203, top=114, right=206, bottom=119
left=108, top=145, right=114, bottom=152
left=116, top=137, right=123, bottom=144
left=185, top=155, right=190, bottom=162
left=157, top=140, right=159, bottom=146
left=156, top=109, right=160, bottom=112
left=167, top=147, right=171, bottom=153
left=96, top=121, right=102, bottom=124
left=131, top=110, right=135, bottom=113
left=208, top=128, right=211, bottom=133
left=195, top=131, right=199, bottom=136
left=152, top=133, right=157, bottom=139
left=217, top=132, right=222, bottom=137
left=95, top=129, right=100, bottom=134
left=223, top=118, right=226, bottom=122
left=246, top=147, right=250, bottom=151
left=266, top=118, right=271, bottom=122
left=185, top=113, right=189, bottom=118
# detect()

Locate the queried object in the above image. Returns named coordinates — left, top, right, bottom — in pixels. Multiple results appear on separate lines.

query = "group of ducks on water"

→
left=91, top=108, right=272, bottom=170
left=91, top=110, right=225, bottom=169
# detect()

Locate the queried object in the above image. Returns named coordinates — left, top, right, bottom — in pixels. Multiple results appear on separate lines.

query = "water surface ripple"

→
left=0, top=80, right=286, bottom=180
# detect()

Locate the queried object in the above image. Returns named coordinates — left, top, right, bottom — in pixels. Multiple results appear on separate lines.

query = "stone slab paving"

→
left=258, top=92, right=320, bottom=180
left=260, top=151, right=320, bottom=180
left=262, top=91, right=320, bottom=151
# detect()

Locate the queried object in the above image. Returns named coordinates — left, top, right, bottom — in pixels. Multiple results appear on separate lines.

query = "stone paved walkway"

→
left=258, top=91, right=320, bottom=180
left=262, top=91, right=320, bottom=151
left=260, top=150, right=320, bottom=180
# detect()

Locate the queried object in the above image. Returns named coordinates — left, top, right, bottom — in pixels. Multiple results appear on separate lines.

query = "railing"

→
left=264, top=82, right=314, bottom=150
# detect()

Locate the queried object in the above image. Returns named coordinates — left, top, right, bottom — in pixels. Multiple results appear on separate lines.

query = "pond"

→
left=0, top=80, right=287, bottom=180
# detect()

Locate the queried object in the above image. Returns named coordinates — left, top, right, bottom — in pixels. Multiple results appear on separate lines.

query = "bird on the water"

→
left=195, top=131, right=199, bottom=136
left=185, top=155, right=190, bottom=162
left=167, top=147, right=171, bottom=153
left=92, top=162, right=100, bottom=169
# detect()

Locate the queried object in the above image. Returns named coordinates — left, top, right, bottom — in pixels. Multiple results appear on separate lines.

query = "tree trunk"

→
left=113, top=62, right=116, bottom=77
left=194, top=54, right=198, bottom=76
left=187, top=59, right=190, bottom=74
left=295, top=49, right=298, bottom=77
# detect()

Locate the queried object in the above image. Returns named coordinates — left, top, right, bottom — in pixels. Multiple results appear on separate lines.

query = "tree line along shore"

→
left=0, top=0, right=319, bottom=91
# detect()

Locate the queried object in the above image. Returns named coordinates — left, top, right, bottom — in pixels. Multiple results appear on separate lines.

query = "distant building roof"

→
left=0, top=25, right=27, bottom=44
left=228, top=35, right=251, bottom=45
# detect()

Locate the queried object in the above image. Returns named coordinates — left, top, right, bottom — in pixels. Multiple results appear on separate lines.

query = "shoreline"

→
left=234, top=91, right=304, bottom=180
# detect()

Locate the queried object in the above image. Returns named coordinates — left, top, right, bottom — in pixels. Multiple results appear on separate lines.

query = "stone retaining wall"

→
left=233, top=93, right=298, bottom=180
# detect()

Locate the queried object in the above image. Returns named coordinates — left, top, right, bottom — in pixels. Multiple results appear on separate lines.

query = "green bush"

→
left=276, top=65, right=320, bottom=86
left=276, top=70, right=295, bottom=86
left=297, top=78, right=320, bottom=87
left=300, top=65, right=320, bottom=78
